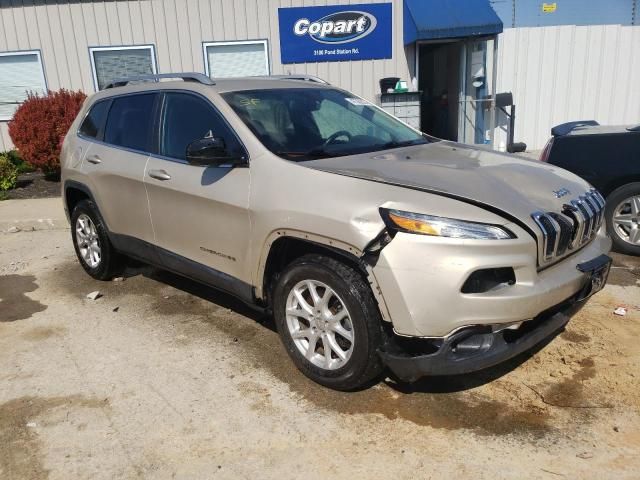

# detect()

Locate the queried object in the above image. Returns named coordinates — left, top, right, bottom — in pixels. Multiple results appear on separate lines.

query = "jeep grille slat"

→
left=532, top=188, right=605, bottom=266
left=584, top=195, right=600, bottom=238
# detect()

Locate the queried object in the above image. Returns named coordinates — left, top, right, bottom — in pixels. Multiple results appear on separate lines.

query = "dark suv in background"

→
left=541, top=121, right=640, bottom=255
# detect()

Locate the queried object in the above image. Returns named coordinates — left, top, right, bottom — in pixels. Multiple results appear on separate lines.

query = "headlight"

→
left=380, top=208, right=515, bottom=240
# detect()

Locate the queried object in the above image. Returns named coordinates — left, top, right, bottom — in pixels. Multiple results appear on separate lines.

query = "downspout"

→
left=489, top=34, right=499, bottom=148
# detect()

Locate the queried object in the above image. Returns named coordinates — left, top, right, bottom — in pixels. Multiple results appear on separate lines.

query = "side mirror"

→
left=186, top=136, right=242, bottom=166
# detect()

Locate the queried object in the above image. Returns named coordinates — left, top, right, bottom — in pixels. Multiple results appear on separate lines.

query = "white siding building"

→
left=0, top=0, right=638, bottom=152
left=496, top=24, right=640, bottom=149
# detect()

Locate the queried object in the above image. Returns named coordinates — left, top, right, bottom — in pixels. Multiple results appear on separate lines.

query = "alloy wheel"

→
left=285, top=279, right=354, bottom=370
left=612, top=196, right=640, bottom=245
left=75, top=213, right=102, bottom=268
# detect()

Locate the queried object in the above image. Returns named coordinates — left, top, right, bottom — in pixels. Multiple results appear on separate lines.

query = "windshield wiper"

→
left=275, top=148, right=338, bottom=161
left=303, top=147, right=336, bottom=159
left=278, top=140, right=427, bottom=161
left=381, top=138, right=428, bottom=149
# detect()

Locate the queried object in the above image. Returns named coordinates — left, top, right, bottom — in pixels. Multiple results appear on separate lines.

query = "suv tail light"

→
left=539, top=137, right=554, bottom=162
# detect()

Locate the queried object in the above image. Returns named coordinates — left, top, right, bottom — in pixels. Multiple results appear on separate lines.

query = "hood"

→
left=303, top=141, right=593, bottom=232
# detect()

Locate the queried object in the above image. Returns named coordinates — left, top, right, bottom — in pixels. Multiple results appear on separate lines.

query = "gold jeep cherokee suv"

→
left=61, top=73, right=612, bottom=390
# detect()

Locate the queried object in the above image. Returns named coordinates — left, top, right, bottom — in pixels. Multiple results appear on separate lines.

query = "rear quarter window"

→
left=104, top=93, right=157, bottom=152
left=79, top=100, right=110, bottom=139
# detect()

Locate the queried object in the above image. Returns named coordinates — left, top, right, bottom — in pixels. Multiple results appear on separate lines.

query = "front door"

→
left=144, top=91, right=252, bottom=291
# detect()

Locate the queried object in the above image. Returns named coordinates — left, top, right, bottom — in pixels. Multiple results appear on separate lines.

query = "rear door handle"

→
left=148, top=169, right=171, bottom=181
left=87, top=154, right=101, bottom=164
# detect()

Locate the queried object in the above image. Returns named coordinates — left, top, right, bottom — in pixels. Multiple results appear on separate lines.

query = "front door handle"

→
left=87, top=155, right=101, bottom=164
left=148, top=169, right=171, bottom=181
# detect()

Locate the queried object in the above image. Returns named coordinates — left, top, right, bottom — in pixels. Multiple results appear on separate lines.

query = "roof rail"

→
left=104, top=72, right=214, bottom=89
left=271, top=74, right=329, bottom=84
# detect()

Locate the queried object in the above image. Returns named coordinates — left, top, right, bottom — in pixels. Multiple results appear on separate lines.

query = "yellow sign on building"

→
left=542, top=2, right=557, bottom=13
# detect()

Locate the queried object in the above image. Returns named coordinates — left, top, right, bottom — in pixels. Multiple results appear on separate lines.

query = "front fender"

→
left=253, top=229, right=392, bottom=323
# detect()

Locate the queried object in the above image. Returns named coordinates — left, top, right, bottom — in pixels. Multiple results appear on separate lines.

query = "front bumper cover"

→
left=371, top=225, right=611, bottom=337
left=379, top=312, right=569, bottom=382
left=377, top=254, right=609, bottom=382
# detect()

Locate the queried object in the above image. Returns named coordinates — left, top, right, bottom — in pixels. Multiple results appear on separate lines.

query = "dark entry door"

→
left=418, top=41, right=461, bottom=141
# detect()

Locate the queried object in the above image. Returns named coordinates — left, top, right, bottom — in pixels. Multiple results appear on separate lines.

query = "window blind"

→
left=92, top=48, right=155, bottom=90
left=0, top=53, right=46, bottom=121
left=206, top=43, right=268, bottom=78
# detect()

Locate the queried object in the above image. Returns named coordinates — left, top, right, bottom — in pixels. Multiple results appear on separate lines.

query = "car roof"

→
left=90, top=76, right=335, bottom=103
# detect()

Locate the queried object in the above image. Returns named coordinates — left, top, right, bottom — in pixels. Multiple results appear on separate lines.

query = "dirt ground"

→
left=1, top=206, right=640, bottom=479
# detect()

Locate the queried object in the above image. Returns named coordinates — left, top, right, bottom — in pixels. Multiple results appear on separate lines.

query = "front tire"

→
left=273, top=254, right=385, bottom=391
left=71, top=199, right=124, bottom=280
left=605, top=183, right=640, bottom=256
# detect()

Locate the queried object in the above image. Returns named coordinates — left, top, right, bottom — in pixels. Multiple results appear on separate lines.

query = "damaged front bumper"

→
left=377, top=255, right=610, bottom=382
left=370, top=225, right=612, bottom=338
left=378, top=312, right=569, bottom=382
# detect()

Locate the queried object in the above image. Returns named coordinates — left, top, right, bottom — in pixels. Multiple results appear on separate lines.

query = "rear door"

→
left=82, top=93, right=158, bottom=246
left=144, top=91, right=252, bottom=292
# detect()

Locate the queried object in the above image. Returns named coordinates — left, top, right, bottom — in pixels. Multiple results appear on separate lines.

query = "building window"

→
left=0, top=50, right=47, bottom=121
left=203, top=40, right=269, bottom=78
left=89, top=45, right=157, bottom=91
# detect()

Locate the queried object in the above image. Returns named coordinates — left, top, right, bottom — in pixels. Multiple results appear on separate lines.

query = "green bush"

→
left=5, top=150, right=34, bottom=174
left=0, top=153, right=19, bottom=191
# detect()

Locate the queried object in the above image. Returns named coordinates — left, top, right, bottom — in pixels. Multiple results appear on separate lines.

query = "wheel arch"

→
left=64, top=180, right=96, bottom=218
left=255, top=230, right=391, bottom=323
left=64, top=180, right=114, bottom=239
left=602, top=177, right=640, bottom=198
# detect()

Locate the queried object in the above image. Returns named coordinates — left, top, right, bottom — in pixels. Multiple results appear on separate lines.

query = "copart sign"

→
left=278, top=3, right=392, bottom=63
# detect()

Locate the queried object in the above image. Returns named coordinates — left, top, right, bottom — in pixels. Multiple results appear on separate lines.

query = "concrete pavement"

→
left=0, top=197, right=68, bottom=233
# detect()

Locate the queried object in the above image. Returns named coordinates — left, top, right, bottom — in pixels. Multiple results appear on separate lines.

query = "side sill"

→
left=110, top=233, right=256, bottom=306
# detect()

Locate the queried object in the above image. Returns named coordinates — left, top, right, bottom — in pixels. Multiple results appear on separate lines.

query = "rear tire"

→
left=273, top=254, right=385, bottom=391
left=605, top=183, right=640, bottom=256
left=71, top=199, right=124, bottom=280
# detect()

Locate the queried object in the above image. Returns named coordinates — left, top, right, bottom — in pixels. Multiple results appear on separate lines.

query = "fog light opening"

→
left=451, top=333, right=494, bottom=355
left=461, top=267, right=516, bottom=294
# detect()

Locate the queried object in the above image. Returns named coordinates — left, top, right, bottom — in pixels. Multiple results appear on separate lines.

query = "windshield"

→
left=222, top=88, right=434, bottom=161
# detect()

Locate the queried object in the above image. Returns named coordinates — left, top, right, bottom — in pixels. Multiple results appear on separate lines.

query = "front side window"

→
left=222, top=88, right=431, bottom=161
left=0, top=51, right=47, bottom=121
left=104, top=93, right=157, bottom=152
left=160, top=92, right=244, bottom=161
left=79, top=100, right=110, bottom=139
left=90, top=46, right=157, bottom=91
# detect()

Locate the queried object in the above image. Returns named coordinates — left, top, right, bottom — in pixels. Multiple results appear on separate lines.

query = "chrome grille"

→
left=532, top=189, right=605, bottom=265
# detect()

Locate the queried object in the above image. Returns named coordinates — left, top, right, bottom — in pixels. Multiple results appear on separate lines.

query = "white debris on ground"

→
left=86, top=290, right=102, bottom=300
left=614, top=306, right=627, bottom=316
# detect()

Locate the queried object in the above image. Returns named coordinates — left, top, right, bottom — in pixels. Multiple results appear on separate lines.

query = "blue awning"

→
left=404, top=0, right=503, bottom=44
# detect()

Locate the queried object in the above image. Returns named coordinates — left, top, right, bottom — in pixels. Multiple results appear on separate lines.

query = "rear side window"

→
left=160, top=92, right=244, bottom=161
left=104, top=93, right=157, bottom=152
left=79, top=100, right=110, bottom=139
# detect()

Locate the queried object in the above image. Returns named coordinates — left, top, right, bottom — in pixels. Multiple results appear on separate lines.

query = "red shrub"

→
left=8, top=89, right=86, bottom=177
